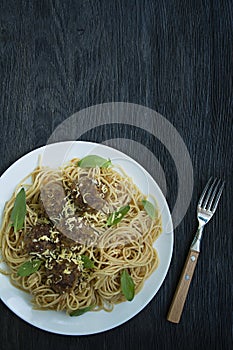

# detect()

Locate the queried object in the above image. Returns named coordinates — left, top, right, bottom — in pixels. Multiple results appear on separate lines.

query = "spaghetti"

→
left=0, top=157, right=162, bottom=314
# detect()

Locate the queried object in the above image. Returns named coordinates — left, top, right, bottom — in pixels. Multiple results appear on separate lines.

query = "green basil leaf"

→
left=17, top=260, right=42, bottom=277
left=78, top=155, right=111, bottom=168
left=120, top=269, right=135, bottom=301
left=101, top=159, right=112, bottom=168
left=10, top=188, right=26, bottom=232
left=141, top=199, right=156, bottom=219
left=70, top=305, right=94, bottom=317
left=107, top=205, right=130, bottom=226
left=81, top=255, right=95, bottom=269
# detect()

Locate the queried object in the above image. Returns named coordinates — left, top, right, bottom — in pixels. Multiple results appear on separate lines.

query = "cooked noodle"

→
left=0, top=158, right=162, bottom=314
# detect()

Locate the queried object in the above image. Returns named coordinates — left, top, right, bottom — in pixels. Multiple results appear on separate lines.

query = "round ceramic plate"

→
left=0, top=141, right=173, bottom=335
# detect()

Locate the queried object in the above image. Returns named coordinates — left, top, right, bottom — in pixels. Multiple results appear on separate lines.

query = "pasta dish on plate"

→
left=0, top=155, right=162, bottom=316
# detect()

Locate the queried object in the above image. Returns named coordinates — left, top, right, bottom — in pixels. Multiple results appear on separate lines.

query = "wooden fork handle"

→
left=167, top=250, right=199, bottom=323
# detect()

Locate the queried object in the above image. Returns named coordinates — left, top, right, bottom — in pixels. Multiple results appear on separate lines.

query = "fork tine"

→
left=211, top=181, right=225, bottom=213
left=202, top=178, right=218, bottom=209
left=206, top=178, right=221, bottom=210
left=198, top=177, right=213, bottom=207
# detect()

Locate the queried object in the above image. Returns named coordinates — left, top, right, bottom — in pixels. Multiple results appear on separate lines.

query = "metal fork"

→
left=167, top=177, right=224, bottom=323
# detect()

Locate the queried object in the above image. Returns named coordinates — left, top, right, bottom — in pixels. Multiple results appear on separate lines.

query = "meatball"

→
left=70, top=182, right=88, bottom=213
left=40, top=181, right=66, bottom=219
left=46, top=262, right=80, bottom=294
left=56, top=216, right=96, bottom=246
left=79, top=176, right=107, bottom=211
left=24, top=224, right=55, bottom=254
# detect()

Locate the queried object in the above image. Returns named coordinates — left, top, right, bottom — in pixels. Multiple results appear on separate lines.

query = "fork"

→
left=167, top=177, right=225, bottom=323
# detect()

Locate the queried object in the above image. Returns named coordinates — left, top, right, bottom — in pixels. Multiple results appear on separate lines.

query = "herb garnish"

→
left=17, top=260, right=42, bottom=277
left=81, top=255, right=95, bottom=269
left=78, top=155, right=111, bottom=168
left=141, top=199, right=156, bottom=219
left=120, top=269, right=135, bottom=301
left=106, top=205, right=130, bottom=226
left=10, top=188, right=26, bottom=232
left=70, top=305, right=94, bottom=317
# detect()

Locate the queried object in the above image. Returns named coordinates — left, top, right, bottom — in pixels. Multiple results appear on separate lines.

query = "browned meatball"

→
left=79, top=176, right=107, bottom=211
left=24, top=224, right=55, bottom=254
left=46, top=262, right=80, bottom=294
left=70, top=182, right=88, bottom=213
left=56, top=217, right=96, bottom=246
left=40, top=181, right=66, bottom=219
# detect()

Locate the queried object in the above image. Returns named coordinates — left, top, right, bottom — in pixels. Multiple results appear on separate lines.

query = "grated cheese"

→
left=38, top=235, right=51, bottom=242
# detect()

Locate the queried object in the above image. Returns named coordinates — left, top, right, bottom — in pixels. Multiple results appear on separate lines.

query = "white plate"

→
left=0, top=141, right=173, bottom=335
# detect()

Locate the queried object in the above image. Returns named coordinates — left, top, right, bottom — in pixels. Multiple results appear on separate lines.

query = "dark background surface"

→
left=0, top=0, right=232, bottom=349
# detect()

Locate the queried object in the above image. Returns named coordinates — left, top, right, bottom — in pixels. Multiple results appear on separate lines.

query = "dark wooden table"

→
left=0, top=1, right=232, bottom=349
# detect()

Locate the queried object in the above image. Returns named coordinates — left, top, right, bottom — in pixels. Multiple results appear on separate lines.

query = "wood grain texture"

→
left=167, top=250, right=199, bottom=323
left=0, top=0, right=232, bottom=349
